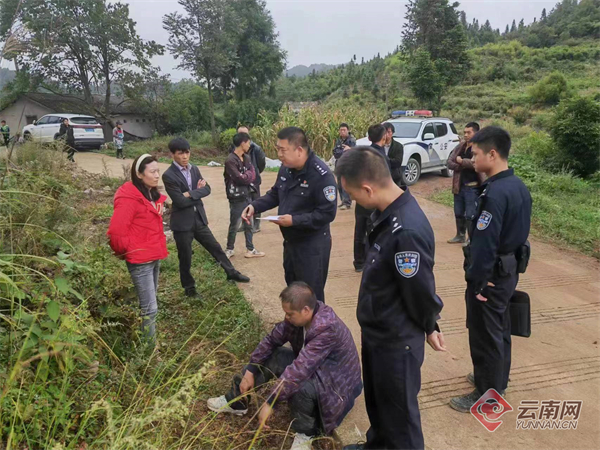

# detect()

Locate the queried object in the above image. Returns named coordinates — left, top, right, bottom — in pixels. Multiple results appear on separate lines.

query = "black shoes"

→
left=184, top=287, right=199, bottom=298
left=342, top=444, right=365, bottom=450
left=354, top=265, right=364, bottom=273
left=449, top=389, right=482, bottom=413
left=227, top=271, right=250, bottom=283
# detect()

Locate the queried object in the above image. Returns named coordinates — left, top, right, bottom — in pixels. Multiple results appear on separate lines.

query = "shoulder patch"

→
left=395, top=252, right=420, bottom=278
left=323, top=185, right=336, bottom=202
left=477, top=211, right=493, bottom=230
left=314, top=162, right=328, bottom=176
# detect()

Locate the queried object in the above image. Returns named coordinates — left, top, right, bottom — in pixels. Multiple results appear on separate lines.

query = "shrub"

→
left=550, top=96, right=600, bottom=177
left=516, top=131, right=560, bottom=170
left=219, top=128, right=237, bottom=151
left=509, top=106, right=531, bottom=125
left=223, top=98, right=282, bottom=128
left=528, top=71, right=571, bottom=105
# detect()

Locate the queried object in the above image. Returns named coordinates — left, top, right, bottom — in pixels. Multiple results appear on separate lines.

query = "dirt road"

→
left=77, top=152, right=600, bottom=450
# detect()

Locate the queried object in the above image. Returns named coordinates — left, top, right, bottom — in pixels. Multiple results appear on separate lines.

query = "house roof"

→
left=22, top=92, right=139, bottom=116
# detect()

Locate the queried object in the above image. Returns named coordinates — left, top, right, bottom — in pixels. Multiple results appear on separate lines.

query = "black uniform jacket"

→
left=358, top=189, right=443, bottom=345
left=251, top=151, right=337, bottom=242
left=466, top=168, right=532, bottom=294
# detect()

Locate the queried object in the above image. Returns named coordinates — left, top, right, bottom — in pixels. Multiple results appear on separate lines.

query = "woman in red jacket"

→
left=107, top=153, right=168, bottom=344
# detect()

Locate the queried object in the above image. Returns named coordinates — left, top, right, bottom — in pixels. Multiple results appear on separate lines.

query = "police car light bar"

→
left=391, top=110, right=433, bottom=118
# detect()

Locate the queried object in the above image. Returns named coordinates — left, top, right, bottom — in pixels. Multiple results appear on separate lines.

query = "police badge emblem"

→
left=395, top=252, right=420, bottom=278
left=323, top=186, right=336, bottom=202
left=477, top=211, right=493, bottom=230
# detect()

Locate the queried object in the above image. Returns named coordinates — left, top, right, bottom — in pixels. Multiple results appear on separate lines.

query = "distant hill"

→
left=285, top=63, right=338, bottom=78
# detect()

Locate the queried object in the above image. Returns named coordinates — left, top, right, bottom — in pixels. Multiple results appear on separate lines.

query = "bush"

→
left=550, top=96, right=600, bottom=177
left=528, top=71, right=571, bottom=105
left=219, top=128, right=237, bottom=151
left=223, top=98, right=282, bottom=128
left=516, top=131, right=560, bottom=169
left=509, top=106, right=531, bottom=125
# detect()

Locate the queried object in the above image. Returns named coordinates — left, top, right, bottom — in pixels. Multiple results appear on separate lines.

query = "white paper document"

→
left=259, top=216, right=281, bottom=221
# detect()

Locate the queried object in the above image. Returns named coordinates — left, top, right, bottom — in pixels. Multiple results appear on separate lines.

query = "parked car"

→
left=356, top=111, right=461, bottom=185
left=22, top=114, right=105, bottom=150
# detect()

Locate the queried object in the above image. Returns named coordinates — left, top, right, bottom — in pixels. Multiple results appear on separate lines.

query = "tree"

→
left=13, top=0, right=160, bottom=123
left=88, top=1, right=163, bottom=125
left=402, top=0, right=469, bottom=87
left=223, top=0, right=286, bottom=101
left=164, top=0, right=237, bottom=143
left=510, top=19, right=517, bottom=33
left=541, top=8, right=547, bottom=21
left=406, top=49, right=444, bottom=111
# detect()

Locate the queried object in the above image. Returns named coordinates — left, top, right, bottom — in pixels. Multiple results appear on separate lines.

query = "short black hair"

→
left=168, top=137, right=190, bottom=153
left=383, top=122, right=395, bottom=133
left=335, top=146, right=391, bottom=188
left=233, top=132, right=250, bottom=147
left=368, top=124, right=386, bottom=143
left=131, top=154, right=160, bottom=202
left=465, top=122, right=480, bottom=132
left=280, top=281, right=317, bottom=311
left=470, top=126, right=511, bottom=160
left=277, top=126, right=308, bottom=150
left=1, top=120, right=5, bottom=123
left=339, top=123, right=349, bottom=129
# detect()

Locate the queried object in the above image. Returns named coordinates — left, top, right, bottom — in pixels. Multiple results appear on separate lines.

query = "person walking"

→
left=162, top=138, right=250, bottom=298
left=224, top=132, right=265, bottom=259
left=1, top=120, right=10, bottom=147
left=107, top=154, right=168, bottom=345
left=113, top=121, right=125, bottom=159
left=447, top=122, right=481, bottom=244
left=58, top=118, right=75, bottom=162
left=242, top=127, right=337, bottom=303
left=332, top=123, right=356, bottom=210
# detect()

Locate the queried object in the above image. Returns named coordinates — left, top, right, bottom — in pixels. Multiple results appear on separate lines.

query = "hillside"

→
left=285, top=63, right=337, bottom=78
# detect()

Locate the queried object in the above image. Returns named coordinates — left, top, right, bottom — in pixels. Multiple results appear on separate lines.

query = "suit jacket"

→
left=388, top=139, right=404, bottom=185
left=162, top=163, right=212, bottom=231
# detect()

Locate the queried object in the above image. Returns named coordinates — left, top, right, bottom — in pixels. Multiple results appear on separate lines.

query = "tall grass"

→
left=0, top=143, right=305, bottom=449
left=252, top=103, right=386, bottom=159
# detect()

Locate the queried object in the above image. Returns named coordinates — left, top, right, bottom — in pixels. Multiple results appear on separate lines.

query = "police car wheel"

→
left=441, top=168, right=454, bottom=177
left=403, top=158, right=421, bottom=186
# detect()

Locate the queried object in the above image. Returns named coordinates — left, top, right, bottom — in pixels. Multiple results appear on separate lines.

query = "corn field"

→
left=252, top=103, right=387, bottom=159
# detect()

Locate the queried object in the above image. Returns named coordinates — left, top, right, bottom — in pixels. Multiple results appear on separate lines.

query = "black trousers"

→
left=353, top=205, right=373, bottom=270
left=225, top=347, right=321, bottom=435
left=250, top=186, right=261, bottom=230
left=172, top=214, right=236, bottom=289
left=466, top=272, right=518, bottom=394
left=283, top=231, right=331, bottom=303
left=362, top=337, right=425, bottom=450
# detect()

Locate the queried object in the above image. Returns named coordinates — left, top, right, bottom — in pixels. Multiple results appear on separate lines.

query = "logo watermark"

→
left=516, top=400, right=582, bottom=430
left=470, top=389, right=513, bottom=432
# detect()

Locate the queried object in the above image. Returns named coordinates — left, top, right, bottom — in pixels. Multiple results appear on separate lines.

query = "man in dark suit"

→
left=162, top=138, right=250, bottom=297
left=384, top=122, right=405, bottom=186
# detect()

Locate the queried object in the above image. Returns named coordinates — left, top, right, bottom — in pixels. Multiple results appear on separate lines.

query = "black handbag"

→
left=510, top=290, right=531, bottom=338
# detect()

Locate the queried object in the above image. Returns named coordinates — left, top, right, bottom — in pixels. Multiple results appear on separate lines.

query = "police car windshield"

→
left=388, top=122, right=421, bottom=138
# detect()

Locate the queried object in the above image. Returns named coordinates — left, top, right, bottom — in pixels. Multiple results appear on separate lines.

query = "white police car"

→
left=356, top=110, right=460, bottom=185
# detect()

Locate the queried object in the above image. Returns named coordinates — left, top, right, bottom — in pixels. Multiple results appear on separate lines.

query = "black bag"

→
left=516, top=240, right=531, bottom=274
left=510, top=290, right=531, bottom=338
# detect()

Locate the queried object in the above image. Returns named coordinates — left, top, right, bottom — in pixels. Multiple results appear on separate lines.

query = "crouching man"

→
left=207, top=282, right=363, bottom=450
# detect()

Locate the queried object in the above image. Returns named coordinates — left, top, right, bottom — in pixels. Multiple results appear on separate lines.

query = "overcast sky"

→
left=8, top=0, right=560, bottom=79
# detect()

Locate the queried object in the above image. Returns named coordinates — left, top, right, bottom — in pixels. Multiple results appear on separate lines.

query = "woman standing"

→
left=57, top=118, right=76, bottom=162
left=107, top=154, right=168, bottom=344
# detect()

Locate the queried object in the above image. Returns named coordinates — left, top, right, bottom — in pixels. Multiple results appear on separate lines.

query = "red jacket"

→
left=107, top=182, right=168, bottom=264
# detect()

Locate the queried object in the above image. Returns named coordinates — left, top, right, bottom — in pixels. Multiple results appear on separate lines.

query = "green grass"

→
left=0, top=144, right=294, bottom=449
left=428, top=152, right=600, bottom=258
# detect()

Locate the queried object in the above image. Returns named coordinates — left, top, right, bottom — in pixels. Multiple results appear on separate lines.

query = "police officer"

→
left=450, top=126, right=532, bottom=412
left=336, top=147, right=446, bottom=450
left=242, top=127, right=337, bottom=303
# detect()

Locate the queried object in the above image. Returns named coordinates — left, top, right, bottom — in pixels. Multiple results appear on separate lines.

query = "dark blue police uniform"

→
left=465, top=168, right=531, bottom=395
left=358, top=189, right=443, bottom=450
left=251, top=151, right=337, bottom=302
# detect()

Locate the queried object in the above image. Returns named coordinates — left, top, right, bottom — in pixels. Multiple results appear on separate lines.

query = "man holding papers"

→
left=243, top=127, right=337, bottom=302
